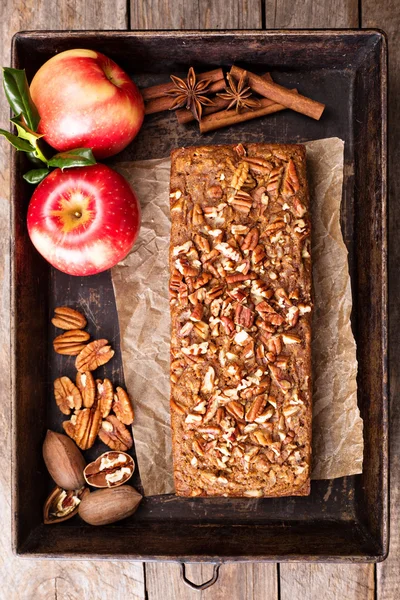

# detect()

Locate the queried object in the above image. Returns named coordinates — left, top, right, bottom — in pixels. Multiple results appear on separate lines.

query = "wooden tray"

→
left=11, top=30, right=388, bottom=562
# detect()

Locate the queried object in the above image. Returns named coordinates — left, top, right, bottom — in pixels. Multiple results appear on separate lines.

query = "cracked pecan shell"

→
left=74, top=407, right=102, bottom=450
left=51, top=306, right=87, bottom=330
left=98, top=415, right=133, bottom=452
left=112, top=387, right=135, bottom=426
left=53, top=329, right=90, bottom=356
left=75, top=339, right=114, bottom=372
left=96, top=378, right=114, bottom=418
left=76, top=371, right=96, bottom=408
left=54, top=377, right=82, bottom=415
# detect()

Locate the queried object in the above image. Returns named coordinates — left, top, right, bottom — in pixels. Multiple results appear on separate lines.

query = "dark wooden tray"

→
left=11, top=30, right=388, bottom=562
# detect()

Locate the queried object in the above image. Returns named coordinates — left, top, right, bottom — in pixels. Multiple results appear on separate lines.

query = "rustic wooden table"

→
left=0, top=1, right=396, bottom=598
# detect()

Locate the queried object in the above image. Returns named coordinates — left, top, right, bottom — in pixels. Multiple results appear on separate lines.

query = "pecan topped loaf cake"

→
left=169, top=143, right=312, bottom=497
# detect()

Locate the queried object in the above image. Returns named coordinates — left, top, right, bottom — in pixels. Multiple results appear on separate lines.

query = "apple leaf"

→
left=48, top=148, right=96, bottom=170
left=10, top=116, right=48, bottom=164
left=2, top=67, right=40, bottom=131
left=0, top=128, right=35, bottom=152
left=23, top=168, right=50, bottom=184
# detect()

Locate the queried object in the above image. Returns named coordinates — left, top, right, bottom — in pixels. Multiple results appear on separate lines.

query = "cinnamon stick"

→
left=199, top=92, right=297, bottom=134
left=230, top=65, right=325, bottom=121
left=141, top=68, right=224, bottom=101
left=176, top=72, right=273, bottom=125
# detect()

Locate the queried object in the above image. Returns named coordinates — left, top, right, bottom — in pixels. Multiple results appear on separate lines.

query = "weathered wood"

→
left=363, top=1, right=399, bottom=598
left=264, top=0, right=358, bottom=28
left=0, top=1, right=145, bottom=599
left=130, top=0, right=261, bottom=29
left=267, top=2, right=379, bottom=600
left=146, top=563, right=278, bottom=600
left=280, top=564, right=375, bottom=600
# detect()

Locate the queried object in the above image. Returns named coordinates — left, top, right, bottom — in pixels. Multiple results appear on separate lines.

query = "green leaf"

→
left=0, top=128, right=34, bottom=152
left=23, top=168, right=49, bottom=184
left=10, top=116, right=47, bottom=164
left=48, top=148, right=96, bottom=170
left=2, top=67, right=40, bottom=130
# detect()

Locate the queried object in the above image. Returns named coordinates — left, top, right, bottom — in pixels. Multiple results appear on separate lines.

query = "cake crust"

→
left=169, top=143, right=312, bottom=498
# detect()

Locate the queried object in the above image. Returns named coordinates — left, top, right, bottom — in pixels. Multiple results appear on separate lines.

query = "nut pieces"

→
left=74, top=407, right=102, bottom=451
left=112, top=387, right=134, bottom=425
left=98, top=415, right=133, bottom=452
left=76, top=339, right=115, bottom=372
left=84, top=451, right=134, bottom=488
left=54, top=376, right=82, bottom=415
left=43, top=430, right=86, bottom=490
left=52, top=306, right=87, bottom=330
left=76, top=371, right=96, bottom=408
left=44, top=485, right=89, bottom=524
left=78, top=485, right=142, bottom=526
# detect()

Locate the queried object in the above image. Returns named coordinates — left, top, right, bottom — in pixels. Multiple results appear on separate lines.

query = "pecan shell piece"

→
left=54, top=377, right=82, bottom=415
left=53, top=329, right=90, bottom=356
left=76, top=371, right=96, bottom=408
left=96, top=378, right=114, bottom=418
left=74, top=407, right=102, bottom=450
left=51, top=306, right=87, bottom=330
left=83, top=451, right=134, bottom=488
left=112, top=387, right=135, bottom=425
left=75, top=339, right=114, bottom=372
left=44, top=485, right=89, bottom=524
left=98, top=415, right=133, bottom=452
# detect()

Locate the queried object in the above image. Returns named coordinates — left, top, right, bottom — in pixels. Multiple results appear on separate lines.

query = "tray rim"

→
left=10, top=28, right=388, bottom=562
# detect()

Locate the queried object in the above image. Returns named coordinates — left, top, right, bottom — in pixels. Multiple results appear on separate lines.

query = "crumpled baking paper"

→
left=112, top=137, right=363, bottom=496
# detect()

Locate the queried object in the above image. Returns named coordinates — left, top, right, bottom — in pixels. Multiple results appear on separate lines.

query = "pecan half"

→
left=74, top=407, right=102, bottom=450
left=53, top=329, right=90, bottom=356
left=98, top=415, right=133, bottom=452
left=76, top=371, right=96, bottom=408
left=96, top=378, right=114, bottom=418
left=62, top=415, right=77, bottom=440
left=51, top=306, right=87, bottom=330
left=75, top=339, right=114, bottom=372
left=112, top=387, right=134, bottom=425
left=54, top=377, right=82, bottom=415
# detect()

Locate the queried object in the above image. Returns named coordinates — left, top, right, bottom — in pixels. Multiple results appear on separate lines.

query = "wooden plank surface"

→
left=0, top=1, right=146, bottom=599
left=264, top=0, right=358, bottom=28
left=362, top=1, right=399, bottom=599
left=131, top=0, right=262, bottom=29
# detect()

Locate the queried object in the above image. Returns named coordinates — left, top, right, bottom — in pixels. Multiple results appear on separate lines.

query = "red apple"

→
left=30, top=49, right=144, bottom=159
left=27, top=164, right=140, bottom=276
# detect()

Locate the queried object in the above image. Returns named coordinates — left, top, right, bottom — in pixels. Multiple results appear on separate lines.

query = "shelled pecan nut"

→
left=53, top=329, right=90, bottom=355
left=96, top=378, right=114, bottom=418
left=74, top=407, right=102, bottom=450
left=76, top=371, right=96, bottom=408
left=98, top=415, right=133, bottom=452
left=51, top=306, right=87, bottom=330
left=112, top=387, right=134, bottom=426
left=75, top=339, right=114, bottom=372
left=83, top=451, right=134, bottom=488
left=54, top=376, right=82, bottom=415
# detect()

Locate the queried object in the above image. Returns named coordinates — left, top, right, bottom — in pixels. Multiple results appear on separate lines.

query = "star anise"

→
left=166, top=67, right=214, bottom=122
left=217, top=71, right=260, bottom=113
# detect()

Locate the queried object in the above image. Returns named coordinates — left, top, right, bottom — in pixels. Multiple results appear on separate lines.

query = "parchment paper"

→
left=112, top=137, right=363, bottom=496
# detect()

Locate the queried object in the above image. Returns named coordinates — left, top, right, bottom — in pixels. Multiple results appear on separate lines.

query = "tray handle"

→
left=180, top=563, right=221, bottom=591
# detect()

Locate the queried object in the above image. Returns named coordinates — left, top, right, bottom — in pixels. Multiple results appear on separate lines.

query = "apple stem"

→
left=74, top=211, right=82, bottom=219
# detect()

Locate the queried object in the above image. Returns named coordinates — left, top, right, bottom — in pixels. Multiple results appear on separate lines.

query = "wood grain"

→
left=146, top=563, right=278, bottom=600
left=363, top=1, right=399, bottom=598
left=130, top=0, right=262, bottom=29
left=265, top=1, right=378, bottom=599
left=264, top=0, right=358, bottom=28
left=0, top=1, right=145, bottom=599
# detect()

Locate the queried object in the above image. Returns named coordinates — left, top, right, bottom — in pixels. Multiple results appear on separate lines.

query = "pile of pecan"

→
left=52, top=306, right=134, bottom=452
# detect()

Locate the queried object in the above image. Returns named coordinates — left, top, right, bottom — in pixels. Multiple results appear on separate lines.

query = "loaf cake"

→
left=169, top=143, right=312, bottom=497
